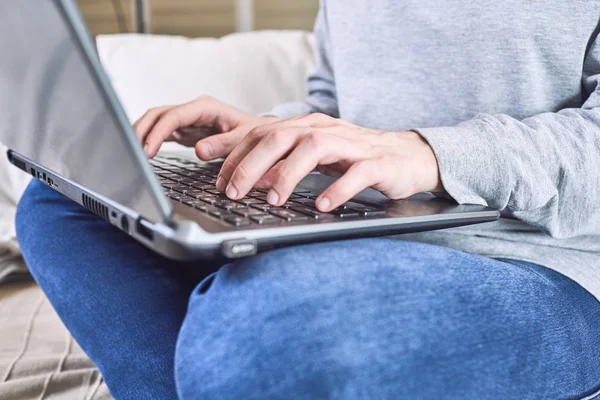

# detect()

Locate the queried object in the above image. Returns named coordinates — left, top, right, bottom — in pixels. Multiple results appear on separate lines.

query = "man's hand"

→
left=216, top=113, right=443, bottom=212
left=133, top=95, right=277, bottom=158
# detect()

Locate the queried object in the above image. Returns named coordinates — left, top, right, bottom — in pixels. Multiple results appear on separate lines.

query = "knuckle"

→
left=163, top=110, right=181, bottom=126
left=146, top=107, right=160, bottom=115
left=351, top=160, right=375, bottom=177
left=305, top=132, right=324, bottom=150
left=247, top=127, right=264, bottom=141
left=310, top=112, right=328, bottom=122
left=195, top=94, right=213, bottom=103
left=376, top=153, right=393, bottom=164
left=265, top=130, right=286, bottom=146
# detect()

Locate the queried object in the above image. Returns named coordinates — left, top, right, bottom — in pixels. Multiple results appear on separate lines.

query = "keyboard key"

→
left=195, top=205, right=220, bottom=213
left=291, top=207, right=335, bottom=220
left=185, top=189, right=207, bottom=197
left=363, top=208, right=387, bottom=217
left=175, top=170, right=195, bottom=177
left=281, top=201, right=303, bottom=208
left=197, top=196, right=219, bottom=204
left=171, top=185, right=193, bottom=194
left=158, top=172, right=181, bottom=180
left=204, top=189, right=222, bottom=196
left=292, top=198, right=317, bottom=208
left=250, top=203, right=272, bottom=212
left=247, top=190, right=267, bottom=197
left=191, top=183, right=214, bottom=190
left=178, top=178, right=196, bottom=185
left=209, top=210, right=237, bottom=219
left=330, top=208, right=360, bottom=218
left=166, top=192, right=185, bottom=201
left=161, top=182, right=180, bottom=189
left=238, top=197, right=266, bottom=205
left=250, top=215, right=282, bottom=225
left=182, top=199, right=206, bottom=207
left=224, top=216, right=252, bottom=227
left=249, top=193, right=268, bottom=200
left=269, top=209, right=309, bottom=222
left=158, top=166, right=179, bottom=171
left=214, top=200, right=245, bottom=210
left=233, top=207, right=266, bottom=218
left=340, top=201, right=368, bottom=210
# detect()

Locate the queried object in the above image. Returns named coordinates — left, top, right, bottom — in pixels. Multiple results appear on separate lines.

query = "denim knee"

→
left=175, top=239, right=600, bottom=399
left=16, top=180, right=93, bottom=280
left=15, top=181, right=60, bottom=263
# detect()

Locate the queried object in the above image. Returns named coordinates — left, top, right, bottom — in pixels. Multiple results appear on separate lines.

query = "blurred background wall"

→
left=76, top=0, right=320, bottom=37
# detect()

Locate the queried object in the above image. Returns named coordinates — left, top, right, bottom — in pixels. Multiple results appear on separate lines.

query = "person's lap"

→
left=16, top=181, right=600, bottom=399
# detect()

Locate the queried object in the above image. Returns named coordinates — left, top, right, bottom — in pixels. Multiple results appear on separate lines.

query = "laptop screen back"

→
left=0, top=0, right=170, bottom=223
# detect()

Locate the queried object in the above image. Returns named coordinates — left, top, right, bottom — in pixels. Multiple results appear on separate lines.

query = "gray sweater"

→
left=267, top=1, right=600, bottom=300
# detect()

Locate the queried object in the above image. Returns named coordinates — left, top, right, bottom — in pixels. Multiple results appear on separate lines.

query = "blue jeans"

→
left=15, top=181, right=600, bottom=400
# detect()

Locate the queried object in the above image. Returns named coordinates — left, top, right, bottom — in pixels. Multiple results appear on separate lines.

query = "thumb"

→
left=195, top=126, right=247, bottom=161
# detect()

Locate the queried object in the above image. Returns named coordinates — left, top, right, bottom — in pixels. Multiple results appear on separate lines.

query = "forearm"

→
left=415, top=108, right=600, bottom=238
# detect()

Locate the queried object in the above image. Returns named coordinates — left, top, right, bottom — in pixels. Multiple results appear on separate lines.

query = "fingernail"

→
left=318, top=196, right=331, bottom=211
left=200, top=143, right=213, bottom=158
left=226, top=184, right=238, bottom=199
left=216, top=177, right=227, bottom=192
left=267, top=190, right=279, bottom=205
left=143, top=144, right=149, bottom=155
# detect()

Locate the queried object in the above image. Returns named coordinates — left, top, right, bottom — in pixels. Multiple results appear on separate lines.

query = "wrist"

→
left=405, top=131, right=444, bottom=193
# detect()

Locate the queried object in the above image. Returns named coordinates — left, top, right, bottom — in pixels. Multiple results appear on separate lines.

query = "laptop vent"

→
left=82, top=194, right=109, bottom=221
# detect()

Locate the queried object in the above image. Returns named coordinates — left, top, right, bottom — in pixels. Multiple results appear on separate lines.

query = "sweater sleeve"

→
left=264, top=0, right=339, bottom=119
left=415, top=37, right=600, bottom=239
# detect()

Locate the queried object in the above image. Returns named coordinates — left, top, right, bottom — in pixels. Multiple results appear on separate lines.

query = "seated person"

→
left=16, top=1, right=600, bottom=398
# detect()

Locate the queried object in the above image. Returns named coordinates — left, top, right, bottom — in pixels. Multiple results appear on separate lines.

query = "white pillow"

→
left=97, top=31, right=316, bottom=121
left=97, top=31, right=315, bottom=157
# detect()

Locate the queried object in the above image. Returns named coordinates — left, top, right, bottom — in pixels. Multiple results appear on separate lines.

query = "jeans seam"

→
left=576, top=382, right=600, bottom=400
left=495, top=258, right=562, bottom=289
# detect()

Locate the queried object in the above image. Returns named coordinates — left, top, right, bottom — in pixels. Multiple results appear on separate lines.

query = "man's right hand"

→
left=133, top=95, right=278, bottom=159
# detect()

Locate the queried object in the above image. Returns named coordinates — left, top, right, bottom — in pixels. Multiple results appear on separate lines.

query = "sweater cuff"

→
left=413, top=119, right=503, bottom=207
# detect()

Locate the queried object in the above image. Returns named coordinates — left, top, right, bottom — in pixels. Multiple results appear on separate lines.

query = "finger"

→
left=216, top=116, right=348, bottom=180
left=133, top=105, right=175, bottom=142
left=266, top=133, right=367, bottom=206
left=219, top=127, right=309, bottom=198
left=215, top=123, right=295, bottom=191
left=144, top=100, right=220, bottom=158
left=316, top=159, right=383, bottom=212
left=254, top=161, right=285, bottom=188
left=195, top=127, right=247, bottom=161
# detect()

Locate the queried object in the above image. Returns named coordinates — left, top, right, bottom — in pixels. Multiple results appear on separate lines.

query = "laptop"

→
left=0, top=0, right=499, bottom=261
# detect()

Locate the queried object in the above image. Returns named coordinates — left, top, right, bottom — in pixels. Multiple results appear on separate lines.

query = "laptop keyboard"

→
left=150, top=156, right=386, bottom=228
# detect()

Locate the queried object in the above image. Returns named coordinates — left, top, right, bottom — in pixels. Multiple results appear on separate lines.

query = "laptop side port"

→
left=121, top=215, right=130, bottom=234
left=136, top=217, right=154, bottom=241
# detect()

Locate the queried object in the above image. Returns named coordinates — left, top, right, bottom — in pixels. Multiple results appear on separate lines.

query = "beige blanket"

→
left=0, top=281, right=111, bottom=399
